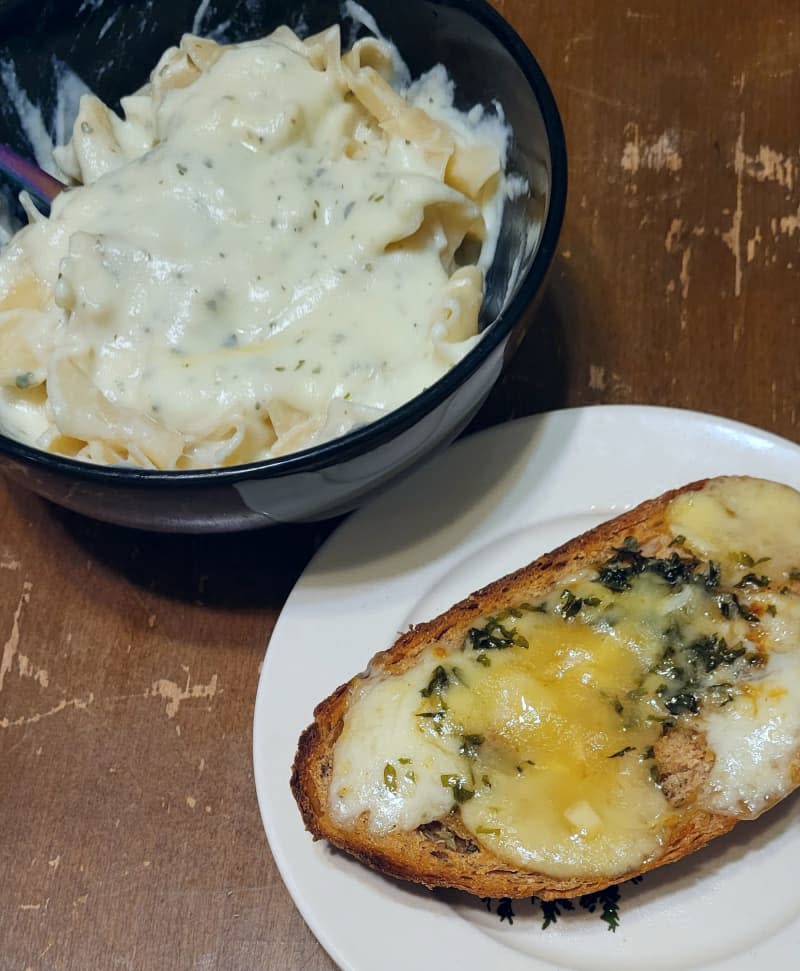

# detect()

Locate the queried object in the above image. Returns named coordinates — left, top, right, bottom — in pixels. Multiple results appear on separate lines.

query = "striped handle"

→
left=0, top=144, right=65, bottom=209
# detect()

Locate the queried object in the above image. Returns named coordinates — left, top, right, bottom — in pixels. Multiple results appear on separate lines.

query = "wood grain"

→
left=1, top=2, right=799, bottom=969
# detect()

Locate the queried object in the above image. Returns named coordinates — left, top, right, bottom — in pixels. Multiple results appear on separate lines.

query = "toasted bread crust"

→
left=289, top=477, right=776, bottom=899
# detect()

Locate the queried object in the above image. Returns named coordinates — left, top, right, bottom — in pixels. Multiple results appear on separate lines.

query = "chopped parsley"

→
left=595, top=539, right=704, bottom=592
left=734, top=572, right=770, bottom=589
left=466, top=617, right=528, bottom=651
left=14, top=372, right=34, bottom=389
left=608, top=745, right=635, bottom=758
left=440, top=774, right=475, bottom=804
left=459, top=734, right=485, bottom=759
left=420, top=665, right=450, bottom=698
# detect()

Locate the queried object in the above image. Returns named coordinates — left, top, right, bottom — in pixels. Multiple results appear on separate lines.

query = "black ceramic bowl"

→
left=0, top=0, right=566, bottom=532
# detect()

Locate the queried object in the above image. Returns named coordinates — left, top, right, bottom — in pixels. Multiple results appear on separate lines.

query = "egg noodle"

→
left=0, top=24, right=508, bottom=468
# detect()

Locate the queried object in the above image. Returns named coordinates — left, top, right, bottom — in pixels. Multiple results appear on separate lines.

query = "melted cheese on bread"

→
left=329, top=478, right=800, bottom=879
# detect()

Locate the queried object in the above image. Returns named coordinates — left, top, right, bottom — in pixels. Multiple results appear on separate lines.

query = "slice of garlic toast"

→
left=291, top=476, right=800, bottom=900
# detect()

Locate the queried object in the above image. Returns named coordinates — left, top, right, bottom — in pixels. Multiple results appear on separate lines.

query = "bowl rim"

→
left=0, top=0, right=568, bottom=488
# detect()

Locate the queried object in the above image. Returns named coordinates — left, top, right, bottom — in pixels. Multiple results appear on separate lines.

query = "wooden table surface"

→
left=2, top=2, right=799, bottom=969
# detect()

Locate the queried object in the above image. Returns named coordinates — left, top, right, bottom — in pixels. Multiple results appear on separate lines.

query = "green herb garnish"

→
left=459, top=734, right=485, bottom=759
left=716, top=591, right=759, bottom=622
left=557, top=589, right=584, bottom=618
left=440, top=774, right=475, bottom=803
left=520, top=601, right=548, bottom=613
left=466, top=617, right=527, bottom=651
left=486, top=879, right=636, bottom=930
left=734, top=573, right=770, bottom=589
left=420, top=665, right=449, bottom=698
left=580, top=885, right=621, bottom=931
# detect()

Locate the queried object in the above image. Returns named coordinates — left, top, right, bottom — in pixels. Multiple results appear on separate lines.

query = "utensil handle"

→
left=0, top=144, right=65, bottom=208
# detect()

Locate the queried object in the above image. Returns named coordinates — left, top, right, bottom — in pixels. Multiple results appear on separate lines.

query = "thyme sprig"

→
left=482, top=878, right=639, bottom=931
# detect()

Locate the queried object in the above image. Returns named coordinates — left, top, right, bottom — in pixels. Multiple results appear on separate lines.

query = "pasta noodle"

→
left=0, top=23, right=510, bottom=469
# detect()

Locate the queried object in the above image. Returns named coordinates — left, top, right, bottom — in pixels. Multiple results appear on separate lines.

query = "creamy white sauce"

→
left=0, top=24, right=513, bottom=469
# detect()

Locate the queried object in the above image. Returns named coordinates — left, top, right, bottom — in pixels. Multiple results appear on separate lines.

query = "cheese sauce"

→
left=330, top=478, right=800, bottom=878
left=0, top=26, right=512, bottom=468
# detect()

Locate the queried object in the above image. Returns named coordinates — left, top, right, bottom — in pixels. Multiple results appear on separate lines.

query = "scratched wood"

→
left=1, top=2, right=799, bottom=969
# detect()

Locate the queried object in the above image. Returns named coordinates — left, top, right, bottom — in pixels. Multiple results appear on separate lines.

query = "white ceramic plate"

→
left=253, top=405, right=800, bottom=971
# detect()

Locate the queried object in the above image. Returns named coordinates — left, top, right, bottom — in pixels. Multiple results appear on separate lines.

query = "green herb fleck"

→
left=665, top=691, right=699, bottom=715
left=717, top=591, right=759, bottom=622
left=596, top=540, right=701, bottom=592
left=467, top=616, right=527, bottom=651
left=557, top=589, right=584, bottom=619
left=440, top=774, right=475, bottom=803
left=703, top=560, right=721, bottom=589
left=459, top=734, right=485, bottom=759
left=734, top=573, right=770, bottom=589
left=420, top=665, right=449, bottom=698
left=520, top=600, right=548, bottom=613
left=14, top=372, right=34, bottom=389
